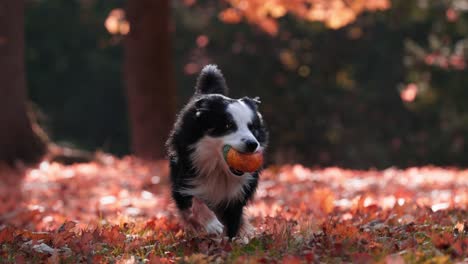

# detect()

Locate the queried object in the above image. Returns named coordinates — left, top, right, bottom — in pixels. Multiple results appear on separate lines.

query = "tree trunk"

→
left=0, top=0, right=46, bottom=165
left=124, top=0, right=176, bottom=160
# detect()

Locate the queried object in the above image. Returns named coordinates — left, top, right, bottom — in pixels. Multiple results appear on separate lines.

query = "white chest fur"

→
left=180, top=136, right=254, bottom=206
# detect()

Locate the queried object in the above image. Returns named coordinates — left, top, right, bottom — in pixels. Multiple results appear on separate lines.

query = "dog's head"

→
left=193, top=65, right=268, bottom=153
left=194, top=95, right=267, bottom=153
left=189, top=65, right=268, bottom=176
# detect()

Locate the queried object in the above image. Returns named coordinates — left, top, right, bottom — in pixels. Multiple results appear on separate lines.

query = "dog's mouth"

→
left=229, top=167, right=244, bottom=176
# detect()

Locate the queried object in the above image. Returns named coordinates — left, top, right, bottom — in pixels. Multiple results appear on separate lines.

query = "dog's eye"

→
left=225, top=121, right=234, bottom=130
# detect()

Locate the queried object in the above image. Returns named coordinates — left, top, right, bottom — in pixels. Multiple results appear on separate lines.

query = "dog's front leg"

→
left=174, top=193, right=201, bottom=231
left=238, top=216, right=255, bottom=238
left=218, top=202, right=244, bottom=238
left=191, top=197, right=224, bottom=235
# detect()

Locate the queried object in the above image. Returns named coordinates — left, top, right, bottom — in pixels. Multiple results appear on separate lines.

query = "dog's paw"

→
left=204, top=218, right=224, bottom=235
left=239, top=219, right=255, bottom=238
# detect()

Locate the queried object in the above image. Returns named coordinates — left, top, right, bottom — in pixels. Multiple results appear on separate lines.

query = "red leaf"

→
left=0, top=226, right=15, bottom=243
left=101, top=225, right=125, bottom=247
left=351, top=253, right=373, bottom=264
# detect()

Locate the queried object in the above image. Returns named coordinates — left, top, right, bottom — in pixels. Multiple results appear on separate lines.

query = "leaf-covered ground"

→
left=0, top=156, right=467, bottom=263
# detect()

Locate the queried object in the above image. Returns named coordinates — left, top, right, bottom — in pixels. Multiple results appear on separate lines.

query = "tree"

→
left=124, top=0, right=176, bottom=160
left=0, top=0, right=46, bottom=165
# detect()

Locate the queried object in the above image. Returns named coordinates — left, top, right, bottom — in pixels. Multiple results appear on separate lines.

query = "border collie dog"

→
left=166, top=65, right=268, bottom=238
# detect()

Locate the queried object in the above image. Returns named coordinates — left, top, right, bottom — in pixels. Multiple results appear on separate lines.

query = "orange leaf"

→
left=258, top=18, right=279, bottom=36
left=219, top=8, right=242, bottom=24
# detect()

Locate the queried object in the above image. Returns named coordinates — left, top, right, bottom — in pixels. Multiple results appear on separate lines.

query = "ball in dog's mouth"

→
left=223, top=145, right=263, bottom=176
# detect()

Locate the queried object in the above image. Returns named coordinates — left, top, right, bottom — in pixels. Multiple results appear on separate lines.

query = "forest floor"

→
left=0, top=156, right=467, bottom=263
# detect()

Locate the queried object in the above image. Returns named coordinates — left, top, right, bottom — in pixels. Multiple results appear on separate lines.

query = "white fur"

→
left=222, top=101, right=260, bottom=152
left=205, top=218, right=224, bottom=235
left=181, top=136, right=255, bottom=206
left=180, top=198, right=224, bottom=235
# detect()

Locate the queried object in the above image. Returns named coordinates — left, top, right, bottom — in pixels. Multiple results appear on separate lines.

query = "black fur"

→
left=166, top=65, right=268, bottom=238
left=195, top=64, right=228, bottom=95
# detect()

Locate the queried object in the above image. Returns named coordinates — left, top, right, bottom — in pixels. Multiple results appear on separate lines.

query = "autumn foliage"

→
left=0, top=157, right=467, bottom=263
left=219, top=0, right=391, bottom=35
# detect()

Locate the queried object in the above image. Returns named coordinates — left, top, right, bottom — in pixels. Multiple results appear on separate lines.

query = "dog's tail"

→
left=195, top=65, right=228, bottom=95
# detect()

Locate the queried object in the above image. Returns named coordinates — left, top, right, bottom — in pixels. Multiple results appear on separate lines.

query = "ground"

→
left=0, top=156, right=467, bottom=263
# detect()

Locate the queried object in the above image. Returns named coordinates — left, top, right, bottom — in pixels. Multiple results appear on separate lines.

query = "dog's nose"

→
left=244, top=140, right=258, bottom=153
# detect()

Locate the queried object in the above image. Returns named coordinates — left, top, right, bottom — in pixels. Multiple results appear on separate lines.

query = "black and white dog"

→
left=166, top=65, right=268, bottom=238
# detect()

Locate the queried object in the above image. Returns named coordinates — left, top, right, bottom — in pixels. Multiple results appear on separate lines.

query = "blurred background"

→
left=4, top=0, right=468, bottom=169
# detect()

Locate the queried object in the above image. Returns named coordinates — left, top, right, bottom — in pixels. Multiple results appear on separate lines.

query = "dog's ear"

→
left=241, top=96, right=261, bottom=108
left=194, top=98, right=210, bottom=118
left=252, top=97, right=261, bottom=105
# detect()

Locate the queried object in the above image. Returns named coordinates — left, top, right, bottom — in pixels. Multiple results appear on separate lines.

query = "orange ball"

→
left=223, top=145, right=263, bottom=172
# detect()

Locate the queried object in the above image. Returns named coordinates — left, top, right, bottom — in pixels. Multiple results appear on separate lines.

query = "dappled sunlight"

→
left=248, top=164, right=467, bottom=221
left=3, top=0, right=467, bottom=262
left=1, top=160, right=467, bottom=262
left=220, top=0, right=391, bottom=34
left=1, top=158, right=172, bottom=231
left=400, top=83, right=418, bottom=103
left=105, top=8, right=130, bottom=36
